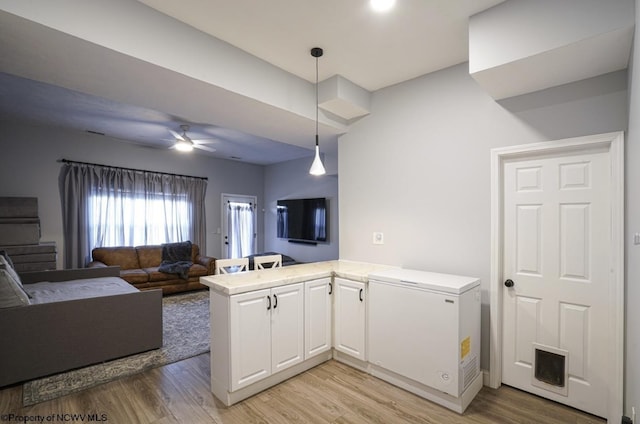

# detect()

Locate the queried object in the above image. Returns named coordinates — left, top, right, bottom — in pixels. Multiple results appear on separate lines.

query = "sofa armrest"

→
left=0, top=288, right=162, bottom=387
left=195, top=255, right=216, bottom=275
left=19, top=266, right=121, bottom=284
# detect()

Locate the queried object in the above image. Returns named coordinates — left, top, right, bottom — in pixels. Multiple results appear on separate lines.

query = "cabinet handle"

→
left=329, top=283, right=332, bottom=295
left=359, top=288, right=363, bottom=302
left=267, top=295, right=271, bottom=310
left=273, top=294, right=278, bottom=309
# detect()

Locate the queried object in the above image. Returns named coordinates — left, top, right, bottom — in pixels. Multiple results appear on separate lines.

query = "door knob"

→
left=504, top=279, right=514, bottom=288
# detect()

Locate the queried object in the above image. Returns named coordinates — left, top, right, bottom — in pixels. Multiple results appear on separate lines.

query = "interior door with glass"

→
left=221, top=194, right=257, bottom=259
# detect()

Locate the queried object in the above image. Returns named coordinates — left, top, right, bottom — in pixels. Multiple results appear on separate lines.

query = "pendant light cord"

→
left=315, top=54, right=319, bottom=146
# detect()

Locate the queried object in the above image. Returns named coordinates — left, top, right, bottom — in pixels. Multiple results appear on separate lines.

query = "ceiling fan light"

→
left=370, top=0, right=396, bottom=12
left=309, top=145, right=326, bottom=176
left=175, top=140, right=193, bottom=152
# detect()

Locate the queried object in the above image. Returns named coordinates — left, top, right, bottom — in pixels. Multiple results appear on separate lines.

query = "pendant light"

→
left=309, top=47, right=326, bottom=176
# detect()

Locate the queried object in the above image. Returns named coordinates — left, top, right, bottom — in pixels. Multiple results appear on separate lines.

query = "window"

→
left=88, top=190, right=191, bottom=248
left=59, top=161, right=207, bottom=268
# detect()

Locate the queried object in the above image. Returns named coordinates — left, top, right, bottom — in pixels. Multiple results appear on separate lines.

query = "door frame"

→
left=488, top=132, right=624, bottom=422
left=221, top=193, right=258, bottom=259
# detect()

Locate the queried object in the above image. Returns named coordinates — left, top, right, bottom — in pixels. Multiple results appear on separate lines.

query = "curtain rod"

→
left=59, top=159, right=208, bottom=181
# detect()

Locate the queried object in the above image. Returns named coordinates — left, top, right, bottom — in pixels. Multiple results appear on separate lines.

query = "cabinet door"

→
left=230, top=288, right=271, bottom=391
left=304, top=277, right=332, bottom=359
left=334, top=278, right=366, bottom=361
left=271, top=283, right=304, bottom=374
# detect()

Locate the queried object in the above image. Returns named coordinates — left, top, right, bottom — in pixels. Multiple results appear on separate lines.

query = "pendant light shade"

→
left=309, top=47, right=326, bottom=176
left=309, top=142, right=326, bottom=176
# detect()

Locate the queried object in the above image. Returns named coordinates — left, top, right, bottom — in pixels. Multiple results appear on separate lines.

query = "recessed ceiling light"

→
left=370, top=0, right=396, bottom=12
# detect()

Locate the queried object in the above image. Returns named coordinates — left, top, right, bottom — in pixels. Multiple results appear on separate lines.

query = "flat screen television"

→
left=276, top=198, right=327, bottom=243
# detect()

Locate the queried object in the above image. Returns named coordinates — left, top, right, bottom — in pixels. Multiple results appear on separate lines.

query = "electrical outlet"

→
left=373, top=232, right=384, bottom=245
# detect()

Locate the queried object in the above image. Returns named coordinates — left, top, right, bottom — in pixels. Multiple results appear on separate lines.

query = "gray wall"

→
left=624, top=0, right=640, bottom=414
left=0, top=122, right=265, bottom=265
left=338, top=63, right=628, bottom=372
left=263, top=154, right=339, bottom=263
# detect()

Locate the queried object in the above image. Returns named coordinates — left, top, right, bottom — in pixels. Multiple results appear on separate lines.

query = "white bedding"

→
left=24, top=276, right=138, bottom=304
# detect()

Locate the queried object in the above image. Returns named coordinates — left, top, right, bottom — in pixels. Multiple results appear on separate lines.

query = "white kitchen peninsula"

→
left=200, top=260, right=482, bottom=414
left=200, top=260, right=393, bottom=407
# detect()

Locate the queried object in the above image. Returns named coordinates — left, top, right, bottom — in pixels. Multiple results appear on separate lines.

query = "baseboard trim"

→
left=483, top=369, right=491, bottom=386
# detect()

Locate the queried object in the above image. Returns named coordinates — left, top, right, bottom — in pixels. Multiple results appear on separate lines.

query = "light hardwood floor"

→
left=0, top=354, right=605, bottom=423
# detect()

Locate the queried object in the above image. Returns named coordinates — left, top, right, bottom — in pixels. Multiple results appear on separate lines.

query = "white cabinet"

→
left=229, top=283, right=304, bottom=391
left=229, top=288, right=271, bottom=390
left=304, top=277, right=332, bottom=359
left=333, top=277, right=366, bottom=361
left=271, top=283, right=305, bottom=373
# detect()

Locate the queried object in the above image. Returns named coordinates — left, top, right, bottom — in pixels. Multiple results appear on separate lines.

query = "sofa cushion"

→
left=136, top=245, right=163, bottom=269
left=119, top=268, right=149, bottom=284
left=144, top=267, right=172, bottom=282
left=188, top=263, right=208, bottom=277
left=144, top=263, right=208, bottom=282
left=92, top=247, right=140, bottom=270
left=0, top=255, right=30, bottom=308
left=0, top=250, right=15, bottom=269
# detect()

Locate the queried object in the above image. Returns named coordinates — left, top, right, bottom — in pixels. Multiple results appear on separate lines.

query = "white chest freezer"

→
left=368, top=268, right=482, bottom=413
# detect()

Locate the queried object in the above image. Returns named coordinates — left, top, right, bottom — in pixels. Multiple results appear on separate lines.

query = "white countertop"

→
left=200, top=260, right=397, bottom=295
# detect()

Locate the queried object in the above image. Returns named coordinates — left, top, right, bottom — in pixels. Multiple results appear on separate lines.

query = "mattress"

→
left=24, top=276, right=138, bottom=304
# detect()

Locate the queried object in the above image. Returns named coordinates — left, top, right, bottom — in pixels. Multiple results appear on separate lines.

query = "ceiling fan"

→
left=169, top=124, right=216, bottom=153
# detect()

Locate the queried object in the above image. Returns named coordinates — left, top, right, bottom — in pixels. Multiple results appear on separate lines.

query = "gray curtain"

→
left=59, top=162, right=207, bottom=268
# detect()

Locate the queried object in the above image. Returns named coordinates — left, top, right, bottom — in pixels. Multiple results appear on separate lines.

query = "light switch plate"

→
left=635, top=233, right=640, bottom=245
left=373, top=232, right=384, bottom=245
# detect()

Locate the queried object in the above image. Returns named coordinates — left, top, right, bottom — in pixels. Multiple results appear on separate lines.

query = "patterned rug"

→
left=23, top=290, right=210, bottom=406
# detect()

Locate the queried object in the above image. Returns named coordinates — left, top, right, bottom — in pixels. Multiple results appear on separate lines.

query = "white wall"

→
left=339, top=63, right=628, bottom=371
left=0, top=122, right=265, bottom=265
left=469, top=0, right=634, bottom=72
left=624, top=0, right=640, bottom=415
left=264, top=155, right=339, bottom=263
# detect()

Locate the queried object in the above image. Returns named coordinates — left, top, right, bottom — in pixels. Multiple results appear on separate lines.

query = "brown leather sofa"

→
left=88, top=244, right=215, bottom=295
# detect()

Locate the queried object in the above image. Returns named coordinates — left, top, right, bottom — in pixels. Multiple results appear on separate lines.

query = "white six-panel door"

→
left=502, top=149, right=610, bottom=417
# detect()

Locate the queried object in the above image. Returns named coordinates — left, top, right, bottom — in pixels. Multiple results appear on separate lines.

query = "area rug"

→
left=23, top=290, right=210, bottom=406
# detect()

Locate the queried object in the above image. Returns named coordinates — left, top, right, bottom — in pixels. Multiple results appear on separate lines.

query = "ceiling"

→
left=0, top=0, right=505, bottom=165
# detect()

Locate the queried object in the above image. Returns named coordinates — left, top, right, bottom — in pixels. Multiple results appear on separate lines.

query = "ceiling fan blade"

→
left=194, top=144, right=216, bottom=153
left=193, top=139, right=216, bottom=144
left=169, top=129, right=184, bottom=141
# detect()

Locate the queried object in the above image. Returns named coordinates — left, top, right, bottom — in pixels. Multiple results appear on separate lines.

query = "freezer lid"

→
left=368, top=268, right=480, bottom=294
